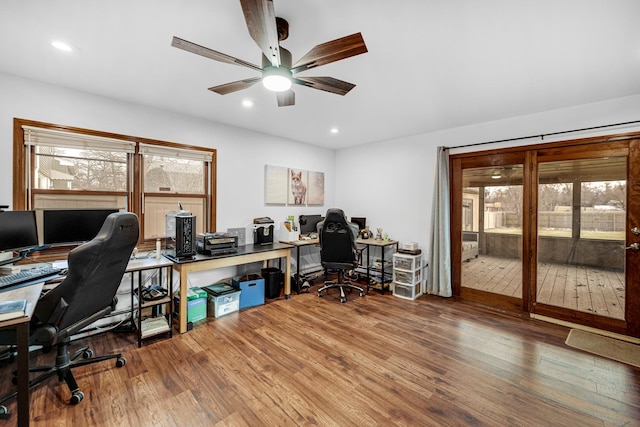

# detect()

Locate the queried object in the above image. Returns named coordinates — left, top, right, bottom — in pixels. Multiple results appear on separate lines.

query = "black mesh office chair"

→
left=317, top=208, right=365, bottom=303
left=0, top=212, right=139, bottom=406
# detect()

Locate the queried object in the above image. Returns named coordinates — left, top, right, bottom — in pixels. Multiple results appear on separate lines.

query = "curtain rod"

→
left=444, top=119, right=640, bottom=150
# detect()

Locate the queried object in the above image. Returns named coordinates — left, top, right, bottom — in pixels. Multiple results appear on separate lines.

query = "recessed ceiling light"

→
left=51, top=40, right=73, bottom=52
left=330, top=128, right=339, bottom=134
left=242, top=99, right=254, bottom=108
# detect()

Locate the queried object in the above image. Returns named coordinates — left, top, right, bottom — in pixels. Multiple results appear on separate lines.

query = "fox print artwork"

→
left=290, top=170, right=307, bottom=205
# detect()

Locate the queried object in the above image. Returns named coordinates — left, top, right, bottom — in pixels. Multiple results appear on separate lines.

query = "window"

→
left=13, top=118, right=216, bottom=247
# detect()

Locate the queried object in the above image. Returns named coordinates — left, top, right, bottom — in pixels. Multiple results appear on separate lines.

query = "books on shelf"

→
left=0, top=299, right=27, bottom=322
left=140, top=316, right=170, bottom=338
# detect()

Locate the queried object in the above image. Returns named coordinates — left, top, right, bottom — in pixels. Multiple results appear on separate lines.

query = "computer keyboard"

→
left=0, top=266, right=63, bottom=290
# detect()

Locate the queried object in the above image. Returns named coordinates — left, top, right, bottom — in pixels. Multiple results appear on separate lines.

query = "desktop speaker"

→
left=165, top=211, right=196, bottom=259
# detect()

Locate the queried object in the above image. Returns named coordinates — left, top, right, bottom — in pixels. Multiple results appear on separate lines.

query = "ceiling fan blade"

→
left=239, top=0, right=281, bottom=67
left=172, top=37, right=262, bottom=72
left=291, top=33, right=367, bottom=74
left=293, top=77, right=356, bottom=96
left=208, top=77, right=261, bottom=95
left=276, top=89, right=295, bottom=107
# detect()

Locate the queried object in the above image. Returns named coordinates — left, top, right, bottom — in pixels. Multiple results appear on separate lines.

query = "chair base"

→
left=0, top=341, right=126, bottom=408
left=317, top=277, right=365, bottom=303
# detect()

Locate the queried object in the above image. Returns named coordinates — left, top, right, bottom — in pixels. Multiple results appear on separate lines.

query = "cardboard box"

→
left=232, top=274, right=265, bottom=309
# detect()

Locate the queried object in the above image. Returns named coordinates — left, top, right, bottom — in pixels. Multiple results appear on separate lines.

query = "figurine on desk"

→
left=375, top=227, right=383, bottom=240
left=360, top=226, right=372, bottom=239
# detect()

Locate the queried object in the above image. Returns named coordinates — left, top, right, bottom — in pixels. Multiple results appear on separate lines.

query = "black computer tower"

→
left=166, top=212, right=196, bottom=259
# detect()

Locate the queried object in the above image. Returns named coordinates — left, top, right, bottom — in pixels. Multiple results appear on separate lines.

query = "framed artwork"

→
left=307, top=170, right=325, bottom=205
left=265, top=165, right=324, bottom=206
left=288, top=169, right=308, bottom=205
left=264, top=165, right=288, bottom=204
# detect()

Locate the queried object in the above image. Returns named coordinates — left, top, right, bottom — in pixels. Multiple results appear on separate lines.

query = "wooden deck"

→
left=462, top=255, right=626, bottom=320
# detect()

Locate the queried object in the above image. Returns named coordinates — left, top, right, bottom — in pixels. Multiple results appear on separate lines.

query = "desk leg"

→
left=365, top=245, right=371, bottom=293
left=16, top=322, right=29, bottom=427
left=381, top=247, right=386, bottom=295
left=179, top=267, right=188, bottom=334
left=284, top=250, right=292, bottom=299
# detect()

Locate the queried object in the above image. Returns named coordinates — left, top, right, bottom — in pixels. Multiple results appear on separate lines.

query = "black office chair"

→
left=317, top=208, right=365, bottom=303
left=0, top=212, right=139, bottom=406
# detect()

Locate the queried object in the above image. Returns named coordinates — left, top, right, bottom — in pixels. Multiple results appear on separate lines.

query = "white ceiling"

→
left=1, top=0, right=640, bottom=149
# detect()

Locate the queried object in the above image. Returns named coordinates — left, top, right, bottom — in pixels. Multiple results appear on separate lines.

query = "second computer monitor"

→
left=350, top=217, right=367, bottom=231
left=299, top=214, right=323, bottom=235
left=42, top=208, right=119, bottom=245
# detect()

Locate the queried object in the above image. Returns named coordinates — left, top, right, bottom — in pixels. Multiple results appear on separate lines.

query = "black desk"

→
left=168, top=243, right=293, bottom=333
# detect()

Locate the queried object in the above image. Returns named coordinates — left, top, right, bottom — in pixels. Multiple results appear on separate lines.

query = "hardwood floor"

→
left=462, top=255, right=626, bottom=320
left=1, top=284, right=639, bottom=426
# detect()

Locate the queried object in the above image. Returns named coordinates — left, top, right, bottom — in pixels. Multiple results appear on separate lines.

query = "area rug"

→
left=565, top=329, right=640, bottom=368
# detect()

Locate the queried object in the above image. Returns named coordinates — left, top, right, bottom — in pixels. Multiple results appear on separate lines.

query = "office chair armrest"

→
left=56, top=306, right=112, bottom=342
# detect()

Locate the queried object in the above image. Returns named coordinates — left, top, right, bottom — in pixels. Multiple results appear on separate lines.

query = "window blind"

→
left=23, top=126, right=136, bottom=153
left=139, top=143, right=213, bottom=162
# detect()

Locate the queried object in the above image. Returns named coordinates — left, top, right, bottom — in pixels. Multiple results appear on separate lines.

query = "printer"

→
left=196, top=232, right=238, bottom=256
left=253, top=217, right=274, bottom=245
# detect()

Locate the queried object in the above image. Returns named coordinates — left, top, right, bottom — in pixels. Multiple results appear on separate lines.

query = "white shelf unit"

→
left=392, top=252, right=423, bottom=300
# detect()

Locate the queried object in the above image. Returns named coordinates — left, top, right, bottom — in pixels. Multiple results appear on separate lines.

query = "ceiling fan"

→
left=171, top=0, right=368, bottom=107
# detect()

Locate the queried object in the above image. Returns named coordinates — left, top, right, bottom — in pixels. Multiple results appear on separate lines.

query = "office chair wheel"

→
left=82, top=349, right=94, bottom=359
left=0, top=405, right=7, bottom=417
left=69, top=391, right=84, bottom=405
left=359, top=291, right=365, bottom=297
left=340, top=297, right=347, bottom=303
left=116, top=357, right=126, bottom=368
left=317, top=291, right=323, bottom=297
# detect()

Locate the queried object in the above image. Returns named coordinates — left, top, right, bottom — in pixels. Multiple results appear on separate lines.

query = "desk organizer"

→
left=233, top=274, right=265, bottom=309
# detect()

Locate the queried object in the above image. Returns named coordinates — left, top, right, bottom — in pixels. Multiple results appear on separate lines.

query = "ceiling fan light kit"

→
left=171, top=0, right=367, bottom=107
left=262, top=68, right=292, bottom=92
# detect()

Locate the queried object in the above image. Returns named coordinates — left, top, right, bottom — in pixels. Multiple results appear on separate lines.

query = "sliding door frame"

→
left=450, top=131, right=640, bottom=338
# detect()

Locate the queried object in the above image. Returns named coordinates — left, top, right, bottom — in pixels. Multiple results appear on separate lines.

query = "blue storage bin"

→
left=232, top=274, right=265, bottom=309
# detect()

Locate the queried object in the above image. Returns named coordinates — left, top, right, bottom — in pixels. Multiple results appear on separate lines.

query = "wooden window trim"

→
left=12, top=117, right=217, bottom=249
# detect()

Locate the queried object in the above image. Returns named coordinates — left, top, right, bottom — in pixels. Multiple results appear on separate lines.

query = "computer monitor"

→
left=350, top=217, right=367, bottom=231
left=43, top=208, right=119, bottom=245
left=299, top=214, right=323, bottom=234
left=0, top=210, right=39, bottom=253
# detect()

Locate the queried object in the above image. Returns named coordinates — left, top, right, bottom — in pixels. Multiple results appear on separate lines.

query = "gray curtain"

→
left=427, top=146, right=452, bottom=297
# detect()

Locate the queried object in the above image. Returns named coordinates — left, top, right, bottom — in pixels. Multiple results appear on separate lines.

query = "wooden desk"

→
left=355, top=238, right=399, bottom=295
left=279, top=239, right=319, bottom=293
left=0, top=282, right=44, bottom=427
left=169, top=243, right=293, bottom=333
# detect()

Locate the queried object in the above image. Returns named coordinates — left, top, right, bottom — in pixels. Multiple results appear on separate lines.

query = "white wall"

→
left=3, top=71, right=640, bottom=283
left=0, top=72, right=335, bottom=234
left=0, top=72, right=336, bottom=284
left=335, top=93, right=640, bottom=258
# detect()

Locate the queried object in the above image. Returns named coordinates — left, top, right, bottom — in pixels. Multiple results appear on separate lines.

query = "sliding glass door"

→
left=536, top=157, right=626, bottom=320
left=451, top=137, right=640, bottom=338
left=452, top=152, right=529, bottom=312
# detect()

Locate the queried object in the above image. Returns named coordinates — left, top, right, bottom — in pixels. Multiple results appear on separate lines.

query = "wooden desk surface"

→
left=356, top=238, right=399, bottom=247
left=0, top=281, right=43, bottom=427
left=279, top=238, right=319, bottom=246
left=0, top=282, right=43, bottom=327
